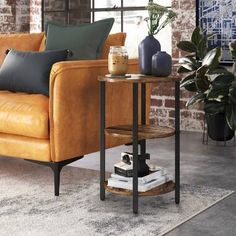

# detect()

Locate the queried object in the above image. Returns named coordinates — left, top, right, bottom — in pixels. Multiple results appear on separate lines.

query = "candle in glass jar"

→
left=108, top=46, right=128, bottom=75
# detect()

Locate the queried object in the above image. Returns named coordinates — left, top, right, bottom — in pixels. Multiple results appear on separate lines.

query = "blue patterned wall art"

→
left=197, top=0, right=236, bottom=64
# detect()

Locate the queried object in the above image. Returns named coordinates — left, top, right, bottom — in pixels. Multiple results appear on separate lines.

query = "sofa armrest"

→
left=49, top=59, right=150, bottom=162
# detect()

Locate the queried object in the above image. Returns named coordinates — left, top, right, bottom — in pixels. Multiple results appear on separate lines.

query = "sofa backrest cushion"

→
left=100, top=32, right=126, bottom=59
left=39, top=32, right=126, bottom=59
left=45, top=18, right=114, bottom=60
left=0, top=33, right=44, bottom=66
left=39, top=34, right=46, bottom=52
left=0, top=49, right=68, bottom=96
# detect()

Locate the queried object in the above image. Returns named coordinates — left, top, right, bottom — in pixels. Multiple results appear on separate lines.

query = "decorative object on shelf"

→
left=138, top=1, right=176, bottom=75
left=109, top=153, right=172, bottom=193
left=196, top=0, right=236, bottom=64
left=108, top=46, right=128, bottom=76
left=177, top=26, right=236, bottom=142
left=108, top=167, right=173, bottom=193
left=152, top=51, right=172, bottom=76
left=138, top=36, right=161, bottom=75
left=114, top=152, right=150, bottom=177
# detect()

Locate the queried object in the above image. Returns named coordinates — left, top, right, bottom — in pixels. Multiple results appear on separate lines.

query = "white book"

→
left=111, top=168, right=166, bottom=185
left=107, top=175, right=173, bottom=192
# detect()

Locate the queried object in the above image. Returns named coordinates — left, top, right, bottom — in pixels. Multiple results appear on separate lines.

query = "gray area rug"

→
left=0, top=158, right=233, bottom=236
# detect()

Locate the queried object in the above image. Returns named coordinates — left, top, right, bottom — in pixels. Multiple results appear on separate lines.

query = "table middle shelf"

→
left=105, top=124, right=175, bottom=140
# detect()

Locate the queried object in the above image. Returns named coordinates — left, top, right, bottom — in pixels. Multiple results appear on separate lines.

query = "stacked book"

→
left=107, top=167, right=173, bottom=192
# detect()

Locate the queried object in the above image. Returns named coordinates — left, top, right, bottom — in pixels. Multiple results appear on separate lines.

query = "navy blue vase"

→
left=138, top=35, right=161, bottom=75
left=152, top=51, right=172, bottom=77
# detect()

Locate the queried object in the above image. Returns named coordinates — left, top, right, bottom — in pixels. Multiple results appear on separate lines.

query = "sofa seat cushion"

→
left=0, top=91, right=49, bottom=139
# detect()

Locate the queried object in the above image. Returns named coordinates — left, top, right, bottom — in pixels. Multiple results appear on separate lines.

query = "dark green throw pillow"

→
left=0, top=49, right=68, bottom=96
left=45, top=18, right=114, bottom=60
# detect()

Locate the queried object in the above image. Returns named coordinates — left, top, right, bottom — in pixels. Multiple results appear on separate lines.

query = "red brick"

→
left=165, top=99, right=175, bottom=108
left=169, top=109, right=175, bottom=118
left=151, top=99, right=163, bottom=107
left=181, top=110, right=193, bottom=118
left=152, top=84, right=175, bottom=96
left=172, top=0, right=179, bottom=9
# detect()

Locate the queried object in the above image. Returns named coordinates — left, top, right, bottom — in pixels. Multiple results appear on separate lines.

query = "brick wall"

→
left=30, top=0, right=42, bottom=33
left=16, top=0, right=30, bottom=32
left=0, top=0, right=16, bottom=33
left=0, top=0, right=31, bottom=33
left=0, top=0, right=90, bottom=33
left=150, top=0, right=204, bottom=132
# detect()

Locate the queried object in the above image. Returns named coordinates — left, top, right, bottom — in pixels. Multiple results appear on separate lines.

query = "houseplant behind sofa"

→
left=177, top=27, right=236, bottom=141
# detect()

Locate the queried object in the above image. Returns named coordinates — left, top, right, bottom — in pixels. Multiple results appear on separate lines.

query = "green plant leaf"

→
left=208, top=67, right=231, bottom=75
left=191, top=26, right=202, bottom=46
left=177, top=63, right=195, bottom=73
left=197, top=37, right=208, bottom=59
left=178, top=56, right=200, bottom=69
left=229, top=81, right=236, bottom=103
left=184, top=81, right=198, bottom=92
left=178, top=57, right=195, bottom=64
left=177, top=66, right=192, bottom=73
left=195, top=76, right=210, bottom=92
left=177, top=41, right=197, bottom=53
left=207, top=87, right=229, bottom=102
left=180, top=72, right=195, bottom=87
left=204, top=101, right=226, bottom=114
left=212, top=73, right=234, bottom=87
left=186, top=93, right=206, bottom=108
left=202, top=47, right=221, bottom=69
left=180, top=72, right=198, bottom=92
left=196, top=65, right=208, bottom=77
left=229, top=42, right=236, bottom=59
left=232, top=62, right=236, bottom=76
left=226, top=103, right=236, bottom=130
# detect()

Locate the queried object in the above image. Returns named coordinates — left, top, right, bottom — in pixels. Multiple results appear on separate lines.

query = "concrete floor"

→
left=71, top=131, right=236, bottom=236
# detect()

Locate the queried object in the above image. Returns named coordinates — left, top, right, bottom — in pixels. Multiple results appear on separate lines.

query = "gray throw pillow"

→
left=45, top=18, right=114, bottom=60
left=0, top=49, right=68, bottom=96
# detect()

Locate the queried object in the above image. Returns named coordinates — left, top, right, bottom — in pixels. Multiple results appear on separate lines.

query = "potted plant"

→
left=177, top=27, right=236, bottom=141
left=139, top=0, right=176, bottom=75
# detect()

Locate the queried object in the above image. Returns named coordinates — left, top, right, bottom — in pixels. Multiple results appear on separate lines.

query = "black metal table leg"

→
left=100, top=81, right=106, bottom=201
left=133, top=83, right=139, bottom=214
left=175, top=81, right=180, bottom=204
left=140, top=83, right=146, bottom=155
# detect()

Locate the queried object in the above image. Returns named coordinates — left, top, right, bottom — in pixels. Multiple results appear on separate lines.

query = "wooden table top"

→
left=98, top=74, right=181, bottom=83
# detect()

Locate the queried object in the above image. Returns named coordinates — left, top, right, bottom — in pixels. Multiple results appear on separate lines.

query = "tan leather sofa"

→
left=0, top=32, right=151, bottom=195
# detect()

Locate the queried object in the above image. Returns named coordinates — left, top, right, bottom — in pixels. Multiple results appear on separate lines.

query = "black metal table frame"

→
left=99, top=80, right=180, bottom=214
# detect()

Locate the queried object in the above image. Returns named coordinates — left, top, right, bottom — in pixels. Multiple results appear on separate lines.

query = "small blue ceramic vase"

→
left=152, top=51, right=172, bottom=77
left=138, top=35, right=161, bottom=75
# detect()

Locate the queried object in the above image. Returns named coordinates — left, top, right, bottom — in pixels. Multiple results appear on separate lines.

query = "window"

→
left=91, top=0, right=172, bottom=58
left=42, top=0, right=172, bottom=58
left=42, top=0, right=91, bottom=27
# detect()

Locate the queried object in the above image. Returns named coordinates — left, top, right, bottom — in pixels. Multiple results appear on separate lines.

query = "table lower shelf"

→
left=104, top=180, right=175, bottom=197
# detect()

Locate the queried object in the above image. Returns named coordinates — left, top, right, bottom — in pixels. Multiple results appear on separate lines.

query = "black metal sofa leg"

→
left=51, top=163, right=62, bottom=196
left=25, top=156, right=84, bottom=196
